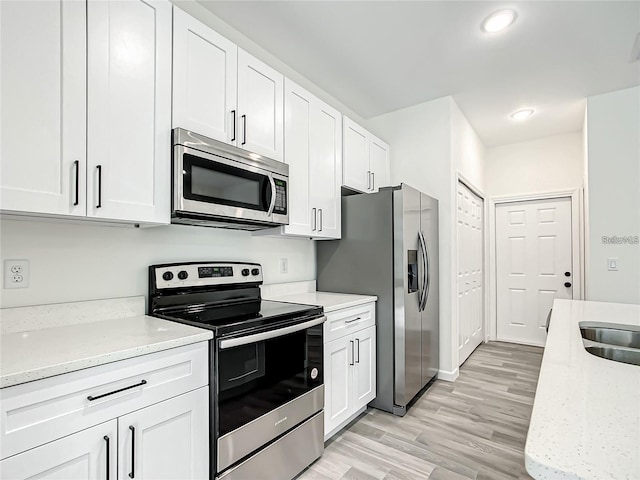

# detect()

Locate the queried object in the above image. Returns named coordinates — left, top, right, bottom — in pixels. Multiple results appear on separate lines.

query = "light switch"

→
left=607, top=258, right=618, bottom=271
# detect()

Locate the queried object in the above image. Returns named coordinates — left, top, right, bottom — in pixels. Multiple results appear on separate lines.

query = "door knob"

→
left=564, top=272, right=571, bottom=277
left=564, top=282, right=572, bottom=288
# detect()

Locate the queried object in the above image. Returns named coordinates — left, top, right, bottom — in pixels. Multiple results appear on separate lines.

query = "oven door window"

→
left=183, top=153, right=271, bottom=212
left=217, top=325, right=323, bottom=437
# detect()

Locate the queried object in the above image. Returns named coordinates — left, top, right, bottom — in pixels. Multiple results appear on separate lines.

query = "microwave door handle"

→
left=266, top=175, right=277, bottom=216
left=219, top=316, right=326, bottom=349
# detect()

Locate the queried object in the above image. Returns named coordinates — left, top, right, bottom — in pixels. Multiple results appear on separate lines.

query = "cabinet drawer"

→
left=324, top=302, right=375, bottom=343
left=1, top=342, right=208, bottom=459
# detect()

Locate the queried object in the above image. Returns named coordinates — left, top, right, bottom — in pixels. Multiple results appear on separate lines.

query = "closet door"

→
left=87, top=0, right=171, bottom=224
left=0, top=0, right=86, bottom=216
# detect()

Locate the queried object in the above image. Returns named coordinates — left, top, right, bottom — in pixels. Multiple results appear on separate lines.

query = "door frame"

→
left=454, top=173, right=487, bottom=366
left=488, top=189, right=584, bottom=342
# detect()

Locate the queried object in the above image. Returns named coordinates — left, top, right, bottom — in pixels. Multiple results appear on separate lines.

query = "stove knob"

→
left=242, top=268, right=250, bottom=276
left=162, top=271, right=174, bottom=281
left=178, top=270, right=188, bottom=280
left=251, top=268, right=260, bottom=276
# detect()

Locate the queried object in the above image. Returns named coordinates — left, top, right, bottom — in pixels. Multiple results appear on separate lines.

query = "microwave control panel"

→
left=273, top=179, right=287, bottom=215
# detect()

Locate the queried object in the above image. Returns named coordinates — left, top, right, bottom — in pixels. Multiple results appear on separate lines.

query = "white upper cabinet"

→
left=267, top=79, right=341, bottom=239
left=0, top=0, right=86, bottom=216
left=172, top=12, right=284, bottom=162
left=342, top=117, right=390, bottom=194
left=87, top=0, right=171, bottom=224
left=237, top=49, right=284, bottom=162
left=172, top=7, right=237, bottom=144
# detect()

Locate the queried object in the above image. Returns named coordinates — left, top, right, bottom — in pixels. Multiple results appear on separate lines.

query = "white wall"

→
left=586, top=86, right=640, bottom=304
left=0, top=219, right=315, bottom=308
left=451, top=101, right=486, bottom=193
left=485, top=133, right=584, bottom=197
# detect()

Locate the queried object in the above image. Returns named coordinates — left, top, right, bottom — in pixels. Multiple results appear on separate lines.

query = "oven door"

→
left=173, top=144, right=288, bottom=224
left=215, top=316, right=325, bottom=474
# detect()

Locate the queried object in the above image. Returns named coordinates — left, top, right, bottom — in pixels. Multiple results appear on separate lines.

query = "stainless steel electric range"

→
left=148, top=262, right=325, bottom=480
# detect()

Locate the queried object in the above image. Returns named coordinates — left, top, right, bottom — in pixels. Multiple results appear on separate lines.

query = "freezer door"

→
left=393, top=186, right=423, bottom=409
left=421, top=193, right=440, bottom=384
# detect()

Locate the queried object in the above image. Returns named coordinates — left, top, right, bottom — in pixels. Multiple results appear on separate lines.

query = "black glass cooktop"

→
left=158, top=300, right=323, bottom=337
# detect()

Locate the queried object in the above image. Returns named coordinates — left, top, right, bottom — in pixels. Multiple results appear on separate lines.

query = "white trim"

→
left=437, top=367, right=459, bottom=382
left=488, top=189, right=584, bottom=343
left=455, top=173, right=487, bottom=366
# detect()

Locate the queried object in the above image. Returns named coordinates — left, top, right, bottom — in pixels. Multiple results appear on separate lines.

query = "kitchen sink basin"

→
left=580, top=323, right=640, bottom=349
left=584, top=345, right=640, bottom=367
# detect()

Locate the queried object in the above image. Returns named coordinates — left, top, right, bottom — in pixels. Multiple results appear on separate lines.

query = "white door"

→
left=237, top=49, right=284, bottom=162
left=118, top=387, right=209, bottom=480
left=496, top=197, right=573, bottom=346
left=172, top=7, right=237, bottom=144
left=369, top=137, right=389, bottom=193
left=0, top=420, right=116, bottom=480
left=87, top=0, right=171, bottom=224
left=324, top=336, right=352, bottom=437
left=457, top=182, right=484, bottom=364
left=310, top=100, right=342, bottom=239
left=353, top=326, right=376, bottom=409
left=283, top=79, right=313, bottom=236
left=0, top=0, right=86, bottom=216
left=342, top=117, right=369, bottom=193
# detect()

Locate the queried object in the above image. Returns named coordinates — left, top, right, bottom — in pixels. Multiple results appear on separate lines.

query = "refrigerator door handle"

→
left=418, top=231, right=429, bottom=312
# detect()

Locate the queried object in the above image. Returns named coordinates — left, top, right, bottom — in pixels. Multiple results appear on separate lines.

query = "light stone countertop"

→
left=525, top=299, right=640, bottom=480
left=264, top=291, right=377, bottom=313
left=0, top=315, right=212, bottom=388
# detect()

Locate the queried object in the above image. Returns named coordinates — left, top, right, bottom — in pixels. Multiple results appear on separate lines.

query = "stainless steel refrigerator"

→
left=316, top=184, right=439, bottom=416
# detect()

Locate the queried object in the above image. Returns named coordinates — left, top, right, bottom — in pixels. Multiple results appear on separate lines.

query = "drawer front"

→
left=1, top=342, right=208, bottom=459
left=323, top=302, right=375, bottom=343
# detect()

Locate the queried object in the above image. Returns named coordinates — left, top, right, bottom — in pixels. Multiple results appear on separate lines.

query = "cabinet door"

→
left=283, top=79, right=312, bottom=236
left=310, top=100, right=342, bottom=239
left=87, top=0, right=171, bottom=224
left=0, top=0, right=86, bottom=216
left=369, top=137, right=389, bottom=193
left=342, top=117, right=369, bottom=193
left=0, top=420, right=116, bottom=480
left=118, top=387, right=209, bottom=480
left=172, top=7, right=237, bottom=144
left=353, top=326, right=377, bottom=409
left=237, top=49, right=284, bottom=162
left=324, top=336, right=353, bottom=438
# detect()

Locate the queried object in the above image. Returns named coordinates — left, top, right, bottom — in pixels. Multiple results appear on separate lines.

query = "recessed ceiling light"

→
left=482, top=9, right=517, bottom=33
left=510, top=109, right=534, bottom=120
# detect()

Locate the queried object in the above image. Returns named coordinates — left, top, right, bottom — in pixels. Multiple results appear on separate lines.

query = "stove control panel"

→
left=152, top=262, right=263, bottom=289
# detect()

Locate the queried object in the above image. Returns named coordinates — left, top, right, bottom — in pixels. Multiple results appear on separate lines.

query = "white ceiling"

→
left=198, top=1, right=640, bottom=147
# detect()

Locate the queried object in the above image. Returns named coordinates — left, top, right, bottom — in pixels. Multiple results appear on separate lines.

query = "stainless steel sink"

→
left=584, top=345, right=640, bottom=367
left=579, top=322, right=640, bottom=366
left=580, top=324, right=640, bottom=349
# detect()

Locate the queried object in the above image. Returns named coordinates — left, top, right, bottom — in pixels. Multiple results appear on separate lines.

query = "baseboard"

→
left=437, top=368, right=459, bottom=382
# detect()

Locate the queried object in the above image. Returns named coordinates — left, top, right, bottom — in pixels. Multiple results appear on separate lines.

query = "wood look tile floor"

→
left=298, top=341, right=543, bottom=480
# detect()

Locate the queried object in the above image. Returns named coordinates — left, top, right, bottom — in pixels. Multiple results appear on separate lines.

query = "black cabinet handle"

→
left=129, top=425, right=136, bottom=478
left=372, top=172, right=375, bottom=191
left=564, top=282, right=572, bottom=288
left=318, top=208, right=323, bottom=232
left=565, top=272, right=571, bottom=277
left=96, top=165, right=102, bottom=208
left=231, top=110, right=236, bottom=142
left=73, top=160, right=80, bottom=206
left=241, top=115, right=247, bottom=145
left=87, top=379, right=147, bottom=401
left=344, top=317, right=361, bottom=324
left=356, top=338, right=360, bottom=363
left=311, top=207, right=316, bottom=231
left=104, top=435, right=110, bottom=480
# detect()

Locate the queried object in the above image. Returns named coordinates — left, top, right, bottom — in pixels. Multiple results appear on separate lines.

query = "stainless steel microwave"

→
left=172, top=128, right=289, bottom=230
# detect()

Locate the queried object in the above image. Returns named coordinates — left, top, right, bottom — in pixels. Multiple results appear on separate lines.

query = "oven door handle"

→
left=219, top=316, right=326, bottom=350
left=266, top=174, right=277, bottom=217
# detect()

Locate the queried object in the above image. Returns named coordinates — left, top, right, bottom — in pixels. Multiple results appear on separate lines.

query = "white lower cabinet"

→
left=323, top=303, right=376, bottom=441
left=0, top=343, right=209, bottom=480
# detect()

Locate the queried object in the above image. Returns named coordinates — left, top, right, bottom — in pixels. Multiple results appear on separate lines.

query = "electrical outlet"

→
left=280, top=258, right=288, bottom=274
left=4, top=260, right=29, bottom=289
